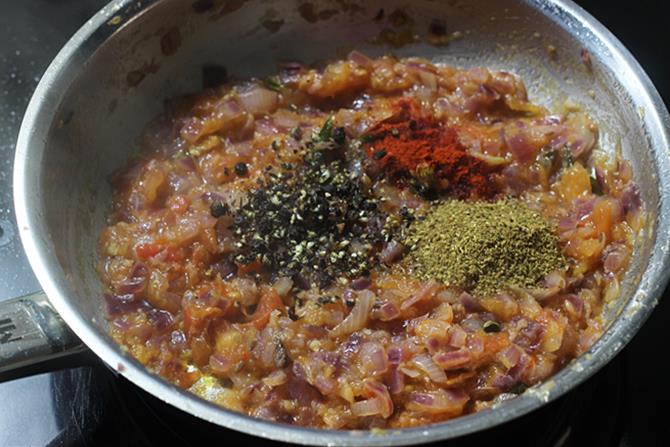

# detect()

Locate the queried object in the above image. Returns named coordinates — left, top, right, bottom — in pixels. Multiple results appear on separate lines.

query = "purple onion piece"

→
left=147, top=308, right=174, bottom=330
left=350, top=276, right=372, bottom=290
left=380, top=240, right=405, bottom=265
left=388, top=347, right=403, bottom=365
left=211, top=260, right=238, bottom=280
left=117, top=278, right=145, bottom=295
left=104, top=293, right=140, bottom=317
left=459, top=292, right=485, bottom=312
left=491, top=373, right=516, bottom=390
left=621, top=183, right=642, bottom=214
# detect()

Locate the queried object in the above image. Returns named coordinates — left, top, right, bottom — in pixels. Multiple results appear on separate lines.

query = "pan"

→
left=2, top=0, right=670, bottom=445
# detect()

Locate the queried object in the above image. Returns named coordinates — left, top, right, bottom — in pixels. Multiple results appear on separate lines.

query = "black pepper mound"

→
left=230, top=132, right=387, bottom=288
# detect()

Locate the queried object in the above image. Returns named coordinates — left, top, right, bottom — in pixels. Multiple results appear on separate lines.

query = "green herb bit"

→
left=358, top=134, right=378, bottom=144
left=173, top=148, right=188, bottom=159
left=263, top=76, right=282, bottom=92
left=318, top=116, right=334, bottom=142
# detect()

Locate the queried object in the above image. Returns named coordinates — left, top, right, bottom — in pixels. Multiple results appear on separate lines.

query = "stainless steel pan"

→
left=3, top=0, right=670, bottom=445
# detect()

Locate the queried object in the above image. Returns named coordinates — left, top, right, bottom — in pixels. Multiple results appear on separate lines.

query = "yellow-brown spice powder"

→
left=405, top=200, right=565, bottom=295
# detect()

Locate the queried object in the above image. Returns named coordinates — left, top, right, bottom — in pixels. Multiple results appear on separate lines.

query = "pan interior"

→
left=24, top=0, right=662, bottom=443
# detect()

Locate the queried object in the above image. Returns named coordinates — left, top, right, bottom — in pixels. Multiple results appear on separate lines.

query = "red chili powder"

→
left=366, top=108, right=494, bottom=199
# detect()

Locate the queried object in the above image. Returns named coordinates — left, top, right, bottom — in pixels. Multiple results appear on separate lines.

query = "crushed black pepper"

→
left=210, top=201, right=229, bottom=218
left=229, top=120, right=388, bottom=288
left=235, top=162, right=249, bottom=176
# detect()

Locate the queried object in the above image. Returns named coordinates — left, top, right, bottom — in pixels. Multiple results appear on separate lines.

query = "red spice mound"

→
left=366, top=108, right=494, bottom=199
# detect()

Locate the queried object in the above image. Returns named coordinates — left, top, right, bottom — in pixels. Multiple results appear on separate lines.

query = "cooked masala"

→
left=99, top=52, right=643, bottom=429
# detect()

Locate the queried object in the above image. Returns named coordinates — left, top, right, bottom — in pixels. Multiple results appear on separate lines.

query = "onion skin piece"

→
left=350, top=381, right=394, bottom=419
left=406, top=389, right=469, bottom=415
left=330, top=290, right=375, bottom=337
left=413, top=353, right=448, bottom=383
left=401, top=281, right=440, bottom=310
left=433, top=350, right=471, bottom=370
left=360, top=342, right=389, bottom=375
left=238, top=85, right=279, bottom=115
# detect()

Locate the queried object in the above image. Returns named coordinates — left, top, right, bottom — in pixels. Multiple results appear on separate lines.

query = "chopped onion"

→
left=413, top=353, right=447, bottom=383
left=314, top=376, right=337, bottom=395
left=262, top=370, right=288, bottom=388
left=575, top=197, right=596, bottom=220
left=531, top=270, right=566, bottom=300
left=416, top=68, right=438, bottom=91
left=211, top=260, right=237, bottom=281
left=426, top=337, right=441, bottom=353
left=459, top=292, right=484, bottom=312
left=565, top=114, right=596, bottom=158
left=448, top=326, right=467, bottom=348
left=351, top=397, right=386, bottom=417
left=436, top=288, right=460, bottom=304
left=104, top=292, right=140, bottom=317
left=216, top=98, right=243, bottom=119
left=603, top=276, right=620, bottom=303
left=350, top=277, right=372, bottom=290
left=380, top=240, right=405, bottom=265
left=278, top=61, right=305, bottom=84
left=252, top=329, right=279, bottom=368
left=272, top=110, right=301, bottom=129
left=466, top=334, right=485, bottom=357
left=399, top=367, right=421, bottom=378
left=273, top=276, right=293, bottom=297
left=375, top=301, right=401, bottom=321
left=388, top=347, right=403, bottom=365
left=491, top=372, right=515, bottom=390
left=347, top=50, right=373, bottom=68
left=401, top=281, right=440, bottom=310
left=564, top=294, right=585, bottom=320
left=468, top=150, right=509, bottom=166
left=117, top=277, right=146, bottom=295
left=504, top=123, right=538, bottom=164
left=540, top=318, right=564, bottom=352
left=209, top=353, right=233, bottom=374
left=388, top=367, right=405, bottom=394
left=238, top=85, right=278, bottom=115
left=433, top=350, right=471, bottom=370
left=406, top=389, right=469, bottom=415
left=366, top=381, right=394, bottom=418
left=498, top=345, right=523, bottom=369
left=360, top=342, right=388, bottom=374
left=330, top=290, right=375, bottom=337
left=460, top=314, right=483, bottom=332
left=351, top=382, right=393, bottom=418
left=147, top=308, right=173, bottom=330
left=509, top=351, right=532, bottom=380
left=622, top=183, right=642, bottom=214
left=435, top=96, right=462, bottom=118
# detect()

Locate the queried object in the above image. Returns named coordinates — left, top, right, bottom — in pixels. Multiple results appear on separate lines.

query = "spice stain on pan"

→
left=211, top=0, right=248, bottom=20
left=160, top=27, right=182, bottom=56
left=107, top=98, right=118, bottom=115
left=297, top=3, right=340, bottom=24
left=261, top=19, right=284, bottom=33
left=192, top=0, right=215, bottom=14
left=126, top=60, right=160, bottom=88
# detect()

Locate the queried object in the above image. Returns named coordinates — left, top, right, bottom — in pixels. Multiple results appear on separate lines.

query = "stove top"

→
left=1, top=1, right=667, bottom=446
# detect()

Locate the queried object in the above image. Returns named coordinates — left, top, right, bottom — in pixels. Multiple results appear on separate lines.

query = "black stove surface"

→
left=1, top=1, right=667, bottom=446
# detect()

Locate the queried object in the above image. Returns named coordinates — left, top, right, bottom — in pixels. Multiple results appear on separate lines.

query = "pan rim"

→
left=13, top=0, right=670, bottom=445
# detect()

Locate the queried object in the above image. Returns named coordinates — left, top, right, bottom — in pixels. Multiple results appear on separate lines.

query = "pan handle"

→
left=0, top=291, right=87, bottom=380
